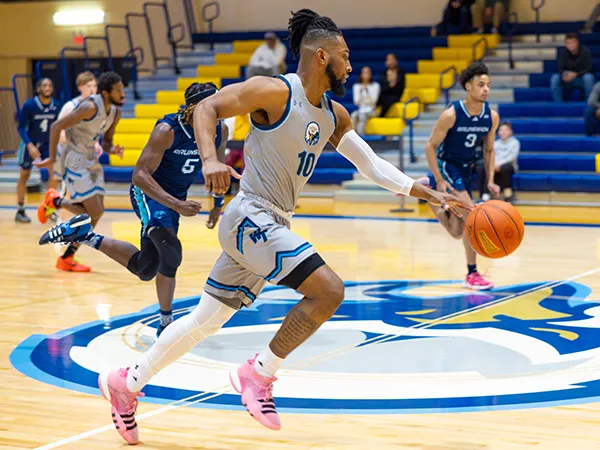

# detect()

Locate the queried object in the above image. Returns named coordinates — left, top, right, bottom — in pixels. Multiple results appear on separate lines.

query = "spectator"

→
left=551, top=33, right=595, bottom=102
left=377, top=53, right=405, bottom=117
left=351, top=66, right=380, bottom=135
left=477, top=121, right=519, bottom=202
left=584, top=81, right=600, bottom=136
left=472, top=0, right=508, bottom=34
left=432, top=0, right=470, bottom=36
left=246, top=32, right=287, bottom=79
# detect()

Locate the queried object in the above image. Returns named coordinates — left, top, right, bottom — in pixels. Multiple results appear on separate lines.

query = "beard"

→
left=110, top=97, right=125, bottom=107
left=326, top=63, right=346, bottom=97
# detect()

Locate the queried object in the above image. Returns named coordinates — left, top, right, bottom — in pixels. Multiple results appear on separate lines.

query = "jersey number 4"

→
left=182, top=158, right=200, bottom=174
left=297, top=151, right=316, bottom=177
left=40, top=119, right=48, bottom=132
left=464, top=133, right=477, bottom=148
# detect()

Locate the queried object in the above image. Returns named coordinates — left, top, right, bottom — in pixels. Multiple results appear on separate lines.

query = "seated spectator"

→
left=584, top=81, right=600, bottom=136
left=432, top=0, right=470, bottom=37
left=246, top=32, right=287, bottom=79
left=477, top=121, right=520, bottom=202
left=550, top=33, right=595, bottom=102
left=377, top=53, right=405, bottom=118
left=351, top=66, right=380, bottom=135
left=472, top=0, right=508, bottom=34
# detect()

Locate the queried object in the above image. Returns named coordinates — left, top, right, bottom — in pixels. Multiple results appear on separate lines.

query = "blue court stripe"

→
left=206, top=277, right=256, bottom=301
left=265, top=242, right=313, bottom=281
left=64, top=168, right=83, bottom=178
left=71, top=186, right=106, bottom=199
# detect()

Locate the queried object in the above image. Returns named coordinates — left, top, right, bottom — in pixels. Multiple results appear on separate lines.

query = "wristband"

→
left=213, top=195, right=224, bottom=208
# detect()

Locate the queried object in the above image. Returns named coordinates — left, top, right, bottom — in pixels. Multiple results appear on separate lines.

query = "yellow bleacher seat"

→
left=135, top=104, right=180, bottom=119
left=197, top=65, right=241, bottom=79
left=365, top=118, right=405, bottom=136
left=232, top=40, right=263, bottom=53
left=447, top=34, right=500, bottom=49
left=176, top=77, right=222, bottom=90
left=406, top=73, right=455, bottom=90
left=433, top=47, right=485, bottom=62
left=110, top=150, right=142, bottom=167
left=113, top=133, right=150, bottom=149
left=116, top=118, right=156, bottom=134
left=401, top=88, right=440, bottom=105
left=215, top=53, right=253, bottom=66
left=156, top=91, right=185, bottom=104
left=232, top=114, right=250, bottom=140
left=417, top=60, right=469, bottom=74
left=385, top=102, right=422, bottom=120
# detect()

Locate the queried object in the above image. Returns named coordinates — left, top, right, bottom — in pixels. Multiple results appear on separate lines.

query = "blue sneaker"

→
left=39, top=214, right=92, bottom=245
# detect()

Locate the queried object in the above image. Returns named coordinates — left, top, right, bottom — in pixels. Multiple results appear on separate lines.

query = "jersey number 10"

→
left=297, top=151, right=316, bottom=177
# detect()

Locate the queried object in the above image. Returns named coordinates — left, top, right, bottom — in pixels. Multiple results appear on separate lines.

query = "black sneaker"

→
left=15, top=209, right=31, bottom=223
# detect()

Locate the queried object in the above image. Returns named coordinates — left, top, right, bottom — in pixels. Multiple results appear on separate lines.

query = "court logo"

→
left=11, top=279, right=600, bottom=414
left=305, top=121, right=320, bottom=146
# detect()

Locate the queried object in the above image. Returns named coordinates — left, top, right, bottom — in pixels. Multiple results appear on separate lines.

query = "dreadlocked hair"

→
left=459, top=61, right=489, bottom=89
left=288, top=9, right=342, bottom=58
left=178, top=81, right=218, bottom=123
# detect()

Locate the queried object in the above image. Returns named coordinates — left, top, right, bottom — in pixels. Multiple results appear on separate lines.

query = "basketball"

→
left=464, top=200, right=525, bottom=259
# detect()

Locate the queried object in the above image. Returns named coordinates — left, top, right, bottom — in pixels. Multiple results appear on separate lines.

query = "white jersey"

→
left=240, top=73, right=337, bottom=212
left=65, top=95, right=117, bottom=156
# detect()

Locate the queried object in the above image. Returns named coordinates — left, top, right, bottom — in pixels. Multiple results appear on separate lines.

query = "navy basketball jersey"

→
left=437, top=100, right=492, bottom=165
left=151, top=113, right=223, bottom=200
left=18, top=96, right=61, bottom=146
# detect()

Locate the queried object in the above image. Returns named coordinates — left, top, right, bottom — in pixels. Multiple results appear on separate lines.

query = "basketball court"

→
left=3, top=193, right=600, bottom=449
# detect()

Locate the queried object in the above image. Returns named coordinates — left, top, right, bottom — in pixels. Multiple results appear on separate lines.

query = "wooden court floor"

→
left=2, top=193, right=600, bottom=449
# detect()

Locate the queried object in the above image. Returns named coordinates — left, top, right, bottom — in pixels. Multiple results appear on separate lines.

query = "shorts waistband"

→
left=239, top=190, right=294, bottom=222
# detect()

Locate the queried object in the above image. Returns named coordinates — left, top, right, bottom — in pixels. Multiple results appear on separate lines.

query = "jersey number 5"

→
left=464, top=133, right=477, bottom=148
left=182, top=158, right=200, bottom=174
left=297, top=151, right=316, bottom=177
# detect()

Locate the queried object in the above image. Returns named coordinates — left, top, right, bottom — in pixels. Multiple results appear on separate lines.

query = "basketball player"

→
left=15, top=78, right=61, bottom=223
left=35, top=72, right=125, bottom=272
left=37, top=10, right=469, bottom=443
left=423, top=61, right=500, bottom=290
left=53, top=71, right=100, bottom=182
left=40, top=82, right=228, bottom=337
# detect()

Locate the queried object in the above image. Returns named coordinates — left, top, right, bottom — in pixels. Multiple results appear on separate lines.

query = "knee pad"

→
left=127, top=242, right=160, bottom=281
left=188, top=292, right=236, bottom=339
left=149, top=228, right=183, bottom=278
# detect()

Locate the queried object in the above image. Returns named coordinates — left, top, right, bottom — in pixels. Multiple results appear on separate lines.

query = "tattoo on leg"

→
left=269, top=302, right=319, bottom=358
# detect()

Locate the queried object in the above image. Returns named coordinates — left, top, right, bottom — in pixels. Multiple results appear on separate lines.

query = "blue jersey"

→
left=437, top=100, right=492, bottom=165
left=17, top=96, right=61, bottom=147
left=151, top=113, right=223, bottom=201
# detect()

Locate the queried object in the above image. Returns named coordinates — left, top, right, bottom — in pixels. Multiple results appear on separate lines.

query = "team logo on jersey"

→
left=11, top=279, right=600, bottom=414
left=305, top=121, right=320, bottom=146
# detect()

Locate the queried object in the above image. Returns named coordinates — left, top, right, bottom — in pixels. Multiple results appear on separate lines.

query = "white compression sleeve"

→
left=336, top=130, right=415, bottom=196
left=126, top=292, right=236, bottom=392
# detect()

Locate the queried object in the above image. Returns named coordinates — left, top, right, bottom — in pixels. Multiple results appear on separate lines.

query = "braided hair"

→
left=178, top=82, right=218, bottom=123
left=288, top=9, right=342, bottom=57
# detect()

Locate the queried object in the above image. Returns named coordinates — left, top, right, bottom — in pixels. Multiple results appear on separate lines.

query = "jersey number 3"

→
left=297, top=151, right=316, bottom=177
left=182, top=158, right=200, bottom=174
left=464, top=133, right=477, bottom=148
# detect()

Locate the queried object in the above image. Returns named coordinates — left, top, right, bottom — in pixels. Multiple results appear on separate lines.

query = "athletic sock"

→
left=254, top=347, right=284, bottom=378
left=160, top=310, right=173, bottom=328
left=467, top=264, right=477, bottom=275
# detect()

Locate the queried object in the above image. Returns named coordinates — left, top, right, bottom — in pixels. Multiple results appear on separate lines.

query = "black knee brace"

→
left=127, top=238, right=160, bottom=281
left=149, top=227, right=182, bottom=278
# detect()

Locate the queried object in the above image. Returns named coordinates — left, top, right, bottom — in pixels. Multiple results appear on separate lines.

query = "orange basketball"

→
left=464, top=200, right=525, bottom=259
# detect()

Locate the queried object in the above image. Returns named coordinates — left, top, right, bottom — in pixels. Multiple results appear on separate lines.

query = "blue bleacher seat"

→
left=519, top=136, right=600, bottom=153
left=498, top=103, right=587, bottom=118
left=517, top=154, right=595, bottom=172
left=509, top=118, right=584, bottom=134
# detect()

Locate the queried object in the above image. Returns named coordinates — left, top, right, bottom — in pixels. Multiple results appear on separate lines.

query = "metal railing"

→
left=440, top=66, right=458, bottom=105
left=531, top=0, right=546, bottom=43
left=472, top=37, right=488, bottom=62
left=507, top=12, right=519, bottom=70
left=143, top=2, right=185, bottom=74
left=11, top=73, right=33, bottom=115
left=202, top=1, right=221, bottom=50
